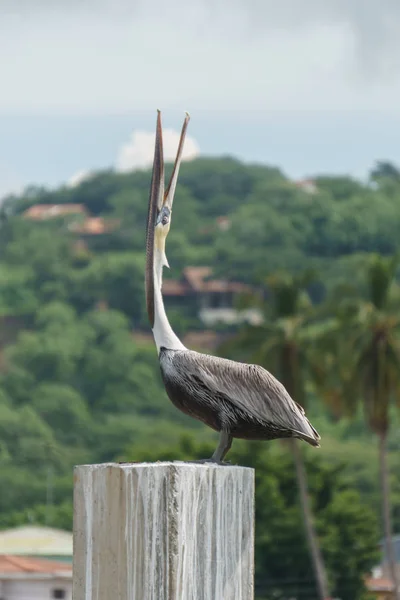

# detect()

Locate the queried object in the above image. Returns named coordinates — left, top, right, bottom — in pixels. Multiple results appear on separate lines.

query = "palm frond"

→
left=368, top=254, right=399, bottom=310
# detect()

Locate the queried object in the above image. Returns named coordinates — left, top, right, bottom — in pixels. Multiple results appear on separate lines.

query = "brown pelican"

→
left=145, top=111, right=320, bottom=463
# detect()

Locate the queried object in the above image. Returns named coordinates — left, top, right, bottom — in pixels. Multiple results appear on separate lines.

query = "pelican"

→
left=145, top=111, right=320, bottom=463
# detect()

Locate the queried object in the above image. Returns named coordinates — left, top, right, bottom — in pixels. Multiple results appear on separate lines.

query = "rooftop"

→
left=0, top=554, right=72, bottom=579
left=163, top=266, right=250, bottom=296
left=366, top=575, right=394, bottom=593
left=0, top=525, right=72, bottom=557
left=182, top=330, right=226, bottom=352
left=293, top=178, right=318, bottom=194
left=23, top=204, right=87, bottom=220
left=131, top=330, right=227, bottom=353
left=68, top=216, right=120, bottom=235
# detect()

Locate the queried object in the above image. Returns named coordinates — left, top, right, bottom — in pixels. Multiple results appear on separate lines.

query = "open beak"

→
left=147, top=110, right=190, bottom=233
left=145, top=110, right=191, bottom=328
left=163, top=111, right=190, bottom=211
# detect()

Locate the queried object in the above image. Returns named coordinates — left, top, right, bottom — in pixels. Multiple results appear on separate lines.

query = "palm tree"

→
left=223, top=271, right=331, bottom=600
left=350, top=255, right=400, bottom=600
left=317, top=255, right=400, bottom=600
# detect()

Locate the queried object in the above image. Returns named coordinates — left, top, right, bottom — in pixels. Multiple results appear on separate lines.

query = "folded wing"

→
left=170, top=350, right=320, bottom=443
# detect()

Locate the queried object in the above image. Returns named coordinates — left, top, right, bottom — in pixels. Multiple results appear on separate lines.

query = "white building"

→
left=163, top=266, right=263, bottom=326
left=0, top=554, right=72, bottom=600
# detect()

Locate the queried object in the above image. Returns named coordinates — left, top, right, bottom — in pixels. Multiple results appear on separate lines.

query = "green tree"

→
left=31, top=383, right=91, bottom=446
left=222, top=272, right=330, bottom=600
left=79, top=309, right=160, bottom=413
left=0, top=403, right=62, bottom=470
left=0, top=265, right=38, bottom=316
left=0, top=499, right=73, bottom=531
left=313, top=175, right=367, bottom=201
left=353, top=255, right=400, bottom=600
left=3, top=302, right=90, bottom=387
left=321, top=255, right=400, bottom=600
left=370, top=161, right=400, bottom=197
left=68, top=252, right=145, bottom=322
left=123, top=435, right=379, bottom=600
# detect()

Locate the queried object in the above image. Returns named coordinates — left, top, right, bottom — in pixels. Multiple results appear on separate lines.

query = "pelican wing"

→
left=170, top=349, right=320, bottom=441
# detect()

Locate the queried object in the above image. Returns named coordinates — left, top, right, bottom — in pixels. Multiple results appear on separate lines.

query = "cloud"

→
left=115, top=127, right=200, bottom=173
left=1, top=0, right=400, bottom=114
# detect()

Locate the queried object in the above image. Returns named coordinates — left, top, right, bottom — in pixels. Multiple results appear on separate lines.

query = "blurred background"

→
left=1, top=1, right=400, bottom=599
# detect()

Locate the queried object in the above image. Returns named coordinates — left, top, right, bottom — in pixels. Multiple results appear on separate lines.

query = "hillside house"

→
left=0, top=526, right=72, bottom=563
left=68, top=216, right=120, bottom=235
left=293, top=178, right=318, bottom=194
left=163, top=266, right=263, bottom=326
left=132, top=329, right=234, bottom=353
left=366, top=568, right=395, bottom=599
left=22, top=204, right=88, bottom=221
left=22, top=204, right=119, bottom=239
left=0, top=555, right=72, bottom=600
left=376, top=536, right=400, bottom=599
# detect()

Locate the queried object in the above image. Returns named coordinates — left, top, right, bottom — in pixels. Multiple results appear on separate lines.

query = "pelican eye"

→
left=156, top=206, right=170, bottom=227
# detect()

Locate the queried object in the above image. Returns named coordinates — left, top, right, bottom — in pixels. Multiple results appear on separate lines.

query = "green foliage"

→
left=1, top=157, right=400, bottom=597
left=0, top=403, right=61, bottom=470
left=123, top=435, right=379, bottom=600
left=319, top=254, right=400, bottom=434
left=69, top=252, right=145, bottom=320
left=320, top=489, right=379, bottom=600
left=0, top=265, right=38, bottom=316
left=0, top=500, right=73, bottom=531
left=314, top=175, right=367, bottom=201
left=370, top=161, right=400, bottom=184
left=224, top=272, right=317, bottom=406
left=31, top=383, right=91, bottom=446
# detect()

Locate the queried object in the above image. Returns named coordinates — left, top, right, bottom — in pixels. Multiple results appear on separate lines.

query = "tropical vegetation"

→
left=1, top=158, right=400, bottom=598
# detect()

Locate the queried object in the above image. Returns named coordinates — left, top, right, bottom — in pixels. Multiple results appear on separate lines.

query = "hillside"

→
left=1, top=157, right=400, bottom=599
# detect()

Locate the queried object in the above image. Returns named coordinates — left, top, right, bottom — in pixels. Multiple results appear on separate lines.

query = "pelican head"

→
left=145, top=110, right=190, bottom=327
left=154, top=204, right=171, bottom=248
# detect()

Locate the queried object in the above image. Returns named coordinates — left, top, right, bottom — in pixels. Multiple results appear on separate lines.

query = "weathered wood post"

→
left=73, top=461, right=254, bottom=600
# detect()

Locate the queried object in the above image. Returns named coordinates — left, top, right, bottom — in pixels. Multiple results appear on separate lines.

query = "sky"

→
left=1, top=0, right=400, bottom=199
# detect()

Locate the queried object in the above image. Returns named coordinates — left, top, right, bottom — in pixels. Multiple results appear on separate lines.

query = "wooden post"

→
left=73, top=461, right=254, bottom=600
